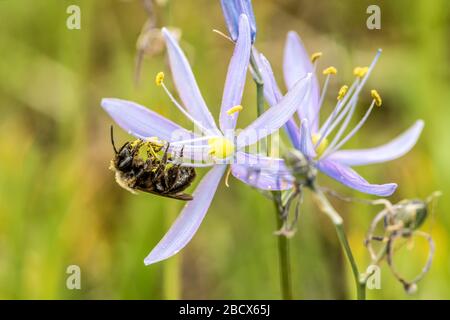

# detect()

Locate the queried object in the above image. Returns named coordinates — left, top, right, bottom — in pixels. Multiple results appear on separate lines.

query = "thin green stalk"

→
left=250, top=51, right=292, bottom=299
left=273, top=192, right=293, bottom=300
left=313, top=187, right=366, bottom=300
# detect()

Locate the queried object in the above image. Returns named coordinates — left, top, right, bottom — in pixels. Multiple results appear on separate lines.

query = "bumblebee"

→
left=109, top=126, right=196, bottom=201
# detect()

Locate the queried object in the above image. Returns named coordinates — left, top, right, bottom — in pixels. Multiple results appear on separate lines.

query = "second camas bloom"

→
left=101, top=16, right=311, bottom=264
left=252, top=31, right=424, bottom=196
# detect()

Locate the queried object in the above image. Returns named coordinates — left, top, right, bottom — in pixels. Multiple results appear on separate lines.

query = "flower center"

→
left=208, top=137, right=235, bottom=159
left=312, top=133, right=329, bottom=157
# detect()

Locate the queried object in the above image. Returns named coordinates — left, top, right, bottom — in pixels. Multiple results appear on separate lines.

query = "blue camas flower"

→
left=101, top=16, right=311, bottom=264
left=221, top=0, right=257, bottom=43
left=252, top=31, right=424, bottom=197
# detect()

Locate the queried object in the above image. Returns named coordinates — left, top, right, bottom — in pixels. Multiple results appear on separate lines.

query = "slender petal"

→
left=101, top=98, right=194, bottom=142
left=235, top=151, right=290, bottom=172
left=144, top=165, right=227, bottom=265
left=162, top=28, right=219, bottom=133
left=254, top=51, right=301, bottom=148
left=327, top=120, right=424, bottom=166
left=283, top=31, right=313, bottom=89
left=237, top=73, right=312, bottom=148
left=231, top=164, right=293, bottom=190
left=283, top=31, right=320, bottom=131
left=219, top=14, right=251, bottom=131
left=317, top=159, right=397, bottom=196
left=299, top=119, right=317, bottom=158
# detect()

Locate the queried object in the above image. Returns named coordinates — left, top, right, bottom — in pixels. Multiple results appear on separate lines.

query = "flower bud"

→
left=394, top=199, right=427, bottom=232
left=221, top=0, right=257, bottom=43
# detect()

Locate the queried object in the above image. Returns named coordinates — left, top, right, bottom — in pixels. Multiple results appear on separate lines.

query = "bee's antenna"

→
left=110, top=125, right=118, bottom=154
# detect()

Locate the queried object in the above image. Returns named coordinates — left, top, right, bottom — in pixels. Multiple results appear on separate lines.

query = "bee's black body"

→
left=110, top=126, right=196, bottom=201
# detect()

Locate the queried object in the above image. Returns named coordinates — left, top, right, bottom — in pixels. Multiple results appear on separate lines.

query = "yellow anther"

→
left=353, top=66, right=369, bottom=78
left=208, top=137, right=234, bottom=159
left=323, top=66, right=337, bottom=75
left=312, top=134, right=329, bottom=157
left=226, top=105, right=243, bottom=115
left=224, top=166, right=232, bottom=187
left=155, top=72, right=165, bottom=86
left=337, top=85, right=349, bottom=100
left=311, top=52, right=323, bottom=63
left=371, top=89, right=382, bottom=107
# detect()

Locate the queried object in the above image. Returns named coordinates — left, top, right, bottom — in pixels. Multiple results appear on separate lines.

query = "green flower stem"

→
left=313, top=187, right=366, bottom=300
left=273, top=191, right=293, bottom=300
left=250, top=51, right=292, bottom=300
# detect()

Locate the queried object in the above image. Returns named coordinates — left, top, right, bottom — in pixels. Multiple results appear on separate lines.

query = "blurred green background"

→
left=0, top=0, right=449, bottom=299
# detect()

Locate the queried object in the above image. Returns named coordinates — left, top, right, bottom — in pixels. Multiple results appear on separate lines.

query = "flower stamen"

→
left=155, top=72, right=165, bottom=86
left=318, top=67, right=338, bottom=111
left=224, top=166, right=232, bottom=187
left=226, top=104, right=243, bottom=115
left=155, top=71, right=214, bottom=135
left=337, top=85, right=349, bottom=100
left=323, top=66, right=337, bottom=75
left=353, top=66, right=369, bottom=78
left=318, top=49, right=383, bottom=152
left=371, top=89, right=382, bottom=107
left=311, top=52, right=323, bottom=63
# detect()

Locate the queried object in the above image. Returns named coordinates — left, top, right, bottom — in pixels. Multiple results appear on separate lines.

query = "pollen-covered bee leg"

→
left=168, top=147, right=184, bottom=191
left=146, top=142, right=158, bottom=159
left=177, top=146, right=185, bottom=164
left=154, top=143, right=170, bottom=178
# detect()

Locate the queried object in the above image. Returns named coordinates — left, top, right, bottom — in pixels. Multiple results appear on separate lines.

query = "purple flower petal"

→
left=162, top=28, right=219, bottom=133
left=299, top=119, right=317, bottom=158
left=231, top=164, right=293, bottom=190
left=235, top=151, right=289, bottom=171
left=252, top=49, right=282, bottom=106
left=317, top=159, right=397, bottom=196
left=327, top=120, right=424, bottom=166
left=144, top=165, right=227, bottom=265
left=237, top=73, right=311, bottom=148
left=253, top=50, right=301, bottom=148
left=101, top=98, right=194, bottom=142
left=219, top=14, right=251, bottom=131
left=283, top=31, right=320, bottom=131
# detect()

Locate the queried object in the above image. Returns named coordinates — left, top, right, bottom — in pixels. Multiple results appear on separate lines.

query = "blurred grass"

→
left=0, top=0, right=448, bottom=299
